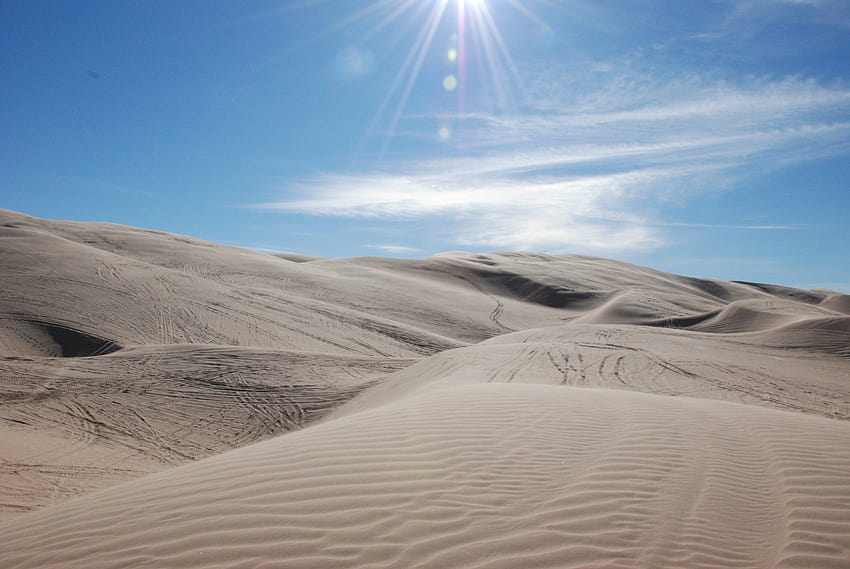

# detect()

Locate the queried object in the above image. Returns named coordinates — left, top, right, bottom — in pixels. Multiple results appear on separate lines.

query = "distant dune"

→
left=1, top=209, right=848, bottom=568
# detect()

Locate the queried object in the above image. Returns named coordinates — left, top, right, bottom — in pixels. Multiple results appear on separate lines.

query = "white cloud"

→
left=252, top=74, right=850, bottom=254
left=367, top=244, right=424, bottom=254
left=234, top=244, right=301, bottom=254
left=800, top=283, right=850, bottom=293
left=660, top=222, right=802, bottom=230
left=257, top=166, right=682, bottom=252
left=722, top=0, right=850, bottom=32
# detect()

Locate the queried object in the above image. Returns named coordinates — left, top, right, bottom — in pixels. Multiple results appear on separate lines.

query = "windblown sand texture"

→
left=1, top=208, right=848, bottom=568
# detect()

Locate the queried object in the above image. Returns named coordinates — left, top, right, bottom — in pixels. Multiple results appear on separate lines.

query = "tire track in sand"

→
left=454, top=275, right=514, bottom=332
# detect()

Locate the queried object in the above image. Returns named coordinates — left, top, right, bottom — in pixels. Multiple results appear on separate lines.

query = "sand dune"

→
left=331, top=322, right=849, bottom=423
left=1, top=209, right=848, bottom=567
left=0, top=344, right=409, bottom=518
left=821, top=294, right=850, bottom=315
left=2, top=385, right=849, bottom=568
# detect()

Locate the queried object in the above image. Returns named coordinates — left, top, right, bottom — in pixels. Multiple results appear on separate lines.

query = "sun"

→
left=289, top=0, right=554, bottom=155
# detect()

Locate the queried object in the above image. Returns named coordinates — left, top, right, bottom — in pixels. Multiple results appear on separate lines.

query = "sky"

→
left=2, top=0, right=849, bottom=291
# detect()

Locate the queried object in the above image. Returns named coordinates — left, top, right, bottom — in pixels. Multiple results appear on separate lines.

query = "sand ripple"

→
left=1, top=384, right=849, bottom=568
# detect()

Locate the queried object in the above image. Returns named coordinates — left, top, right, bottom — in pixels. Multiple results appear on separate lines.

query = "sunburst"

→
left=288, top=0, right=559, bottom=156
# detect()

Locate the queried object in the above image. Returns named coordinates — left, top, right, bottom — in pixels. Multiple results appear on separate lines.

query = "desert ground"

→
left=0, top=208, right=848, bottom=568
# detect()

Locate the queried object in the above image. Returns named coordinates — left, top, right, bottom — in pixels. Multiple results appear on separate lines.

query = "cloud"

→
left=800, top=282, right=850, bottom=293
left=252, top=73, right=850, bottom=254
left=720, top=0, right=850, bottom=34
left=660, top=223, right=803, bottom=230
left=366, top=244, right=424, bottom=255
left=257, top=166, right=677, bottom=252
left=232, top=244, right=301, bottom=254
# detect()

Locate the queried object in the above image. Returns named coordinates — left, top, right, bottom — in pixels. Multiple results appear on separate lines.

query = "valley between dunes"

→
left=0, top=208, right=848, bottom=568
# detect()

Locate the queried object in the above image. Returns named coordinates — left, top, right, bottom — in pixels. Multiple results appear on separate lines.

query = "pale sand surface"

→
left=1, top=385, right=849, bottom=568
left=1, top=208, right=848, bottom=567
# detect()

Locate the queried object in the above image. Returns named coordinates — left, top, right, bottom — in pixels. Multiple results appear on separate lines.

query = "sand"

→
left=1, top=208, right=848, bottom=567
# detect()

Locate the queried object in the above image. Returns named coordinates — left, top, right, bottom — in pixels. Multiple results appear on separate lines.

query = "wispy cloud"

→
left=366, top=244, right=424, bottom=255
left=660, top=223, right=803, bottom=230
left=719, top=0, right=850, bottom=38
left=800, top=282, right=850, bottom=293
left=252, top=73, right=850, bottom=254
left=231, top=244, right=300, bottom=255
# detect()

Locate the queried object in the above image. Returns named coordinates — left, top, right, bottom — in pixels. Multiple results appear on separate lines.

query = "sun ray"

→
left=481, top=4, right=525, bottom=93
left=457, top=0, right=469, bottom=114
left=469, top=12, right=507, bottom=109
left=360, top=0, right=450, bottom=157
left=466, top=2, right=525, bottom=111
left=504, top=0, right=554, bottom=30
left=286, top=0, right=403, bottom=58
left=283, top=0, right=562, bottom=157
left=358, top=0, right=421, bottom=44
left=380, top=0, right=451, bottom=155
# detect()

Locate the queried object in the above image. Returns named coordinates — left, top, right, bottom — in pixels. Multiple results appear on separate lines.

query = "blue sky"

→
left=2, top=0, right=849, bottom=291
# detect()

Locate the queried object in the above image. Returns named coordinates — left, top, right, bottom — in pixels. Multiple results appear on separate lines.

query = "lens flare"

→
left=287, top=0, right=561, bottom=157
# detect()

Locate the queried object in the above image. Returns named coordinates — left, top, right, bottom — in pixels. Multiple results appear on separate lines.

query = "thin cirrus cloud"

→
left=254, top=74, right=850, bottom=254
left=367, top=245, right=424, bottom=254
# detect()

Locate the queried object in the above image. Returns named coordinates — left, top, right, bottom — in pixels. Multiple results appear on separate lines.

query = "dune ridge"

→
left=1, top=209, right=848, bottom=567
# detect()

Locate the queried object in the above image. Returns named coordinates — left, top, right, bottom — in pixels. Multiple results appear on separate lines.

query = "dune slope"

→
left=1, top=384, right=849, bottom=569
